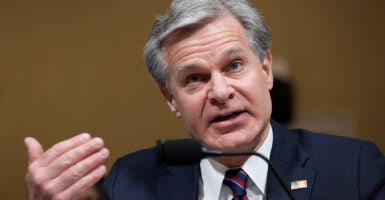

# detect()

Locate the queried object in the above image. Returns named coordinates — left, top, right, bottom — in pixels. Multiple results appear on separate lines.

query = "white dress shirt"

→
left=198, top=124, right=273, bottom=200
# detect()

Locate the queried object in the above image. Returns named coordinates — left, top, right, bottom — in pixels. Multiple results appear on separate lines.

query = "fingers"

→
left=44, top=147, right=109, bottom=198
left=24, top=137, right=44, bottom=165
left=37, top=133, right=91, bottom=167
left=55, top=165, right=108, bottom=200
left=42, top=137, right=105, bottom=179
left=24, top=133, right=109, bottom=200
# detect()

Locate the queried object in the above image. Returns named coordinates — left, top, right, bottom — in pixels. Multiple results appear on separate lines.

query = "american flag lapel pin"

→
left=291, top=180, right=308, bottom=190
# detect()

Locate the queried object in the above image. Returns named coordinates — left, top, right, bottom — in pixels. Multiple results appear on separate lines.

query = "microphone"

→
left=157, top=138, right=297, bottom=200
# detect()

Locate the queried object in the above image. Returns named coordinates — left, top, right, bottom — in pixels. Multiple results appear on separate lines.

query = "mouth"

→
left=211, top=111, right=244, bottom=123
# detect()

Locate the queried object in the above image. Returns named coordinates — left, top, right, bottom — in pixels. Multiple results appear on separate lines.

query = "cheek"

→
left=239, top=75, right=272, bottom=107
left=177, top=96, right=205, bottom=129
left=179, top=110, right=204, bottom=141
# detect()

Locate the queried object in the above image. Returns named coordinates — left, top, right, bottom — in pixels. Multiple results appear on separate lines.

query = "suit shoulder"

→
left=291, top=129, right=385, bottom=198
left=288, top=128, right=384, bottom=167
left=291, top=128, right=369, bottom=152
left=104, top=148, right=158, bottom=199
left=112, top=147, right=157, bottom=171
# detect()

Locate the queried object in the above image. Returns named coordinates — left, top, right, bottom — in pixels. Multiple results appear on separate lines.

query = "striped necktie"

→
left=223, top=168, right=249, bottom=200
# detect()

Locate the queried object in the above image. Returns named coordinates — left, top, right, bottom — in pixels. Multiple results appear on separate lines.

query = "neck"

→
left=214, top=155, right=251, bottom=168
left=214, top=125, right=270, bottom=168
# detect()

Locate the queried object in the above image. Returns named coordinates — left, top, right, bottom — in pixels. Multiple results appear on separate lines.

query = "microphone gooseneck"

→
left=157, top=138, right=297, bottom=200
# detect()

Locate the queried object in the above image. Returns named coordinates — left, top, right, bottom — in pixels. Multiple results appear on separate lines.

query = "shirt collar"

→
left=199, top=124, right=273, bottom=199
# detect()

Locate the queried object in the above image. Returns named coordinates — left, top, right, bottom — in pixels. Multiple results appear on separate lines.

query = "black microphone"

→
left=157, top=138, right=297, bottom=200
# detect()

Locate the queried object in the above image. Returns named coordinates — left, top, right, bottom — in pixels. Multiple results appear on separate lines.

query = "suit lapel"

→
left=156, top=164, right=200, bottom=200
left=266, top=121, right=317, bottom=200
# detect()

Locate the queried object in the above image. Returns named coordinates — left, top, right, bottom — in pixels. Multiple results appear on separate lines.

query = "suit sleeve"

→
left=358, top=141, right=385, bottom=199
left=103, top=157, right=123, bottom=200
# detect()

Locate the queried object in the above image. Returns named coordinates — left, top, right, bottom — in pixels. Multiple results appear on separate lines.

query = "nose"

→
left=208, top=73, right=234, bottom=105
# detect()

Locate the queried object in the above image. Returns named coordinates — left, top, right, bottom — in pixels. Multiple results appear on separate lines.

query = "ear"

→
left=158, top=84, right=181, bottom=118
left=261, top=49, right=274, bottom=90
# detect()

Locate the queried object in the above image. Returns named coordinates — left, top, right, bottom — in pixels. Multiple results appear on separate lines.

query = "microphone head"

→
left=157, top=138, right=203, bottom=165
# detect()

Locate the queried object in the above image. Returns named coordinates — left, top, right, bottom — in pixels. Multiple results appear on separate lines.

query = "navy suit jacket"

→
left=104, top=121, right=385, bottom=200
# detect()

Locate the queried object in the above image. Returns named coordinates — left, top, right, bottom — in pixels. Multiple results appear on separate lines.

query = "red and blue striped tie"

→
left=223, top=168, right=249, bottom=200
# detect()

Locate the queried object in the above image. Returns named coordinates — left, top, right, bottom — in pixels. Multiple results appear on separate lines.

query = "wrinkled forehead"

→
left=162, top=13, right=240, bottom=49
left=161, top=13, right=254, bottom=74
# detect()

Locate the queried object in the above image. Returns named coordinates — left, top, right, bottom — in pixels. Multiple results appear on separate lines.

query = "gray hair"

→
left=144, top=0, right=271, bottom=92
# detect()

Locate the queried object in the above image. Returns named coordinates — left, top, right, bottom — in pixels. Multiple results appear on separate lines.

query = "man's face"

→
left=161, top=14, right=273, bottom=153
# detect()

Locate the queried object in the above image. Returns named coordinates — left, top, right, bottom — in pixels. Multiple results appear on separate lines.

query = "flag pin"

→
left=291, top=180, right=308, bottom=190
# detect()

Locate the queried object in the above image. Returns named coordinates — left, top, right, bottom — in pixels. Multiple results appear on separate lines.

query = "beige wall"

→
left=1, top=0, right=384, bottom=199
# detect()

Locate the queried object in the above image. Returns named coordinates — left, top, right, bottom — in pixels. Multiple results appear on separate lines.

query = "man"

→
left=25, top=0, right=385, bottom=199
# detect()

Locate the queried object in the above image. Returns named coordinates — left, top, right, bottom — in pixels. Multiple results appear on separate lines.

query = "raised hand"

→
left=24, top=133, right=109, bottom=200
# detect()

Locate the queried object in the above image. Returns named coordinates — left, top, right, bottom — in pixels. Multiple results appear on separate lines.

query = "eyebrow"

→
left=174, top=47, right=247, bottom=78
left=175, top=64, right=197, bottom=82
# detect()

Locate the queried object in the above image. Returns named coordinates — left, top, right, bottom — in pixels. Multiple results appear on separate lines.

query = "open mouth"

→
left=212, top=111, right=243, bottom=123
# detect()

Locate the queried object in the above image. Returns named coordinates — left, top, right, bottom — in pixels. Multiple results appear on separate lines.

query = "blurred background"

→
left=1, top=0, right=384, bottom=199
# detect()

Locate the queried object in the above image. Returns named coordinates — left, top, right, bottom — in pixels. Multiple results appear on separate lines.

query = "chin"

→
left=206, top=134, right=253, bottom=152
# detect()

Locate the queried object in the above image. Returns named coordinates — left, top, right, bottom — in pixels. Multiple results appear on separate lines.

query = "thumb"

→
left=24, top=137, right=44, bottom=164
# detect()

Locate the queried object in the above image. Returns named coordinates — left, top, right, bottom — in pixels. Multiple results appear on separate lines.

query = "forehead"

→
left=163, top=13, right=246, bottom=46
left=162, top=14, right=251, bottom=66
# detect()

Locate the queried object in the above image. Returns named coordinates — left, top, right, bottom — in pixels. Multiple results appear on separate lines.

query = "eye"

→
left=186, top=74, right=202, bottom=84
left=228, top=61, right=242, bottom=72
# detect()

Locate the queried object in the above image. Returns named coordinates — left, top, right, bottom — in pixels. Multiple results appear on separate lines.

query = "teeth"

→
left=221, top=113, right=232, bottom=117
